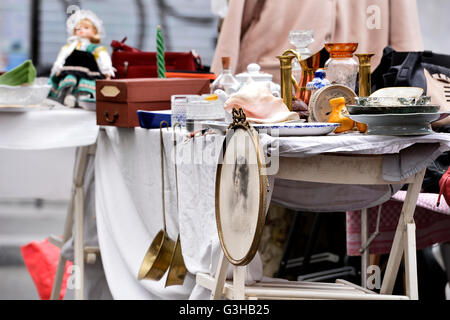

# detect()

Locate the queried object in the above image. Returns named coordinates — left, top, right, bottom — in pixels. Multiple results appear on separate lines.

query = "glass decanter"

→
left=210, top=56, right=240, bottom=95
left=324, top=43, right=359, bottom=90
left=288, top=30, right=314, bottom=83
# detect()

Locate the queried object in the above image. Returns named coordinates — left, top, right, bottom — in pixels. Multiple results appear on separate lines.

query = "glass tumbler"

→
left=171, top=95, right=201, bottom=128
left=185, top=99, right=225, bottom=132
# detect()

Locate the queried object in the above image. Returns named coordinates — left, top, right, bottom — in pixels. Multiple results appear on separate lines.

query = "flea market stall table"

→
left=95, top=126, right=450, bottom=299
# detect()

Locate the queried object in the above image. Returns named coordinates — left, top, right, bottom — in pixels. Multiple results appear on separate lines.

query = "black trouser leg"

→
left=276, top=212, right=301, bottom=278
left=440, top=242, right=450, bottom=284
left=299, top=213, right=322, bottom=275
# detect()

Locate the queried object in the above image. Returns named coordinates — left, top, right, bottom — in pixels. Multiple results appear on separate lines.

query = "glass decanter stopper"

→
left=324, top=43, right=359, bottom=91
left=210, top=56, right=240, bottom=95
left=288, top=30, right=314, bottom=82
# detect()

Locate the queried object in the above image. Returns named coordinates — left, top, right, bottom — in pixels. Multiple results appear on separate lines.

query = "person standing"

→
left=211, top=0, right=423, bottom=84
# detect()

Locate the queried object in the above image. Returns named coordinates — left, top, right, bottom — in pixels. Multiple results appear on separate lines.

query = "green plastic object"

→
left=0, top=60, right=36, bottom=86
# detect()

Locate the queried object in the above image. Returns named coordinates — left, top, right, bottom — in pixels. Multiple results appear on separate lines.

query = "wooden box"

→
left=96, top=78, right=210, bottom=127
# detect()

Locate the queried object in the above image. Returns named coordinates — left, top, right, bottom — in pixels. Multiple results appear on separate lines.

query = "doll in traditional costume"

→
left=48, top=10, right=115, bottom=107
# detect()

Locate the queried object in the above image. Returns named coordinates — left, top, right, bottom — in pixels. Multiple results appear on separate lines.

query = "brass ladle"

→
left=165, top=122, right=188, bottom=287
left=138, top=121, right=176, bottom=281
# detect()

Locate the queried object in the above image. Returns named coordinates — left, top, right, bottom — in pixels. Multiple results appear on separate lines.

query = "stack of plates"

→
left=346, top=104, right=439, bottom=115
left=346, top=112, right=446, bottom=135
left=346, top=102, right=446, bottom=136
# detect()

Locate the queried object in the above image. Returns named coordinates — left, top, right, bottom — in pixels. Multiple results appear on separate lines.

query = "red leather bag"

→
left=110, top=37, right=203, bottom=79
left=437, top=167, right=450, bottom=207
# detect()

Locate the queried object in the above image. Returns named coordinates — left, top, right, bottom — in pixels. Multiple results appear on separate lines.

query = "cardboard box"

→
left=96, top=78, right=210, bottom=127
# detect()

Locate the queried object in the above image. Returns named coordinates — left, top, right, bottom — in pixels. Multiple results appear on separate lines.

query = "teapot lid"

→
left=306, top=69, right=330, bottom=90
left=235, top=63, right=273, bottom=82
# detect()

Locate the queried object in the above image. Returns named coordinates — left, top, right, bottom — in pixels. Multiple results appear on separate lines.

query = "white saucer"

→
left=202, top=121, right=339, bottom=136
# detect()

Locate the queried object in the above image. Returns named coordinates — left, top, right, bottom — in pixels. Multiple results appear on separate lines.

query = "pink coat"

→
left=211, top=0, right=423, bottom=84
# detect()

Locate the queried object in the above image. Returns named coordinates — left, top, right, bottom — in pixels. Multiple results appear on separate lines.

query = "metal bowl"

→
left=138, top=229, right=176, bottom=281
left=164, top=235, right=188, bottom=287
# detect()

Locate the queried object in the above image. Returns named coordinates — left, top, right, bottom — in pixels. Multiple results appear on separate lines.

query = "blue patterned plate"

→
left=203, top=121, right=339, bottom=136
left=252, top=122, right=339, bottom=136
left=203, top=121, right=340, bottom=137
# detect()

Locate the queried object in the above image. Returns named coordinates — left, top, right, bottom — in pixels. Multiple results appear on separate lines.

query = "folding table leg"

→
left=404, top=222, right=418, bottom=299
left=380, top=169, right=425, bottom=299
left=210, top=251, right=230, bottom=300
left=50, top=188, right=75, bottom=300
left=233, top=266, right=246, bottom=300
left=49, top=145, right=91, bottom=300
left=361, top=208, right=369, bottom=288
left=379, top=210, right=405, bottom=295
left=73, top=187, right=85, bottom=300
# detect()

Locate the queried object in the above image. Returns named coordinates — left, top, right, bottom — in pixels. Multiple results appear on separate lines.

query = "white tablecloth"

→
left=0, top=105, right=98, bottom=199
left=0, top=105, right=98, bottom=150
left=266, top=132, right=450, bottom=211
left=262, top=132, right=450, bottom=181
left=95, top=127, right=450, bottom=299
left=95, top=128, right=264, bottom=300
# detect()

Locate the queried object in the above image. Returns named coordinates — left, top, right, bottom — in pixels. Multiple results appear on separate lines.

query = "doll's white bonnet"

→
left=66, top=9, right=106, bottom=39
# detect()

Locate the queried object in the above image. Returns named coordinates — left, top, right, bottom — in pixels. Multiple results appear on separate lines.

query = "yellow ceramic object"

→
left=204, top=94, right=218, bottom=101
left=328, top=97, right=354, bottom=133
left=356, top=122, right=368, bottom=133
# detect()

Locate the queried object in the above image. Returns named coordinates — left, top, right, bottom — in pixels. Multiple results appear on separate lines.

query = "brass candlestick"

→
left=355, top=53, right=374, bottom=133
left=355, top=54, right=374, bottom=97
left=276, top=50, right=300, bottom=111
